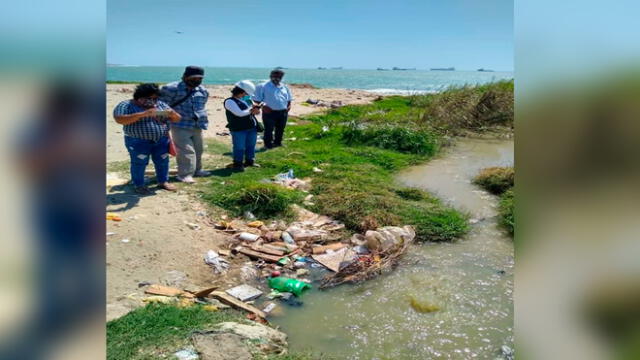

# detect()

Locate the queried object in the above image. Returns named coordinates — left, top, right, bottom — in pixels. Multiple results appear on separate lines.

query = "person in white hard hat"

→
left=223, top=80, right=261, bottom=171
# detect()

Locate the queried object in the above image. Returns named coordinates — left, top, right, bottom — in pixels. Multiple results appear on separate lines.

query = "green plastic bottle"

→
left=268, top=277, right=312, bottom=297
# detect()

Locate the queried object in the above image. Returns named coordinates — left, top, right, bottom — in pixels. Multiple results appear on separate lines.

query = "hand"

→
left=250, top=107, right=261, bottom=115
left=143, top=108, right=157, bottom=118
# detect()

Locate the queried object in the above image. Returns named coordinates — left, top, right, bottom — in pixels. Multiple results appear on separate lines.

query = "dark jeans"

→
left=262, top=110, right=288, bottom=148
left=230, top=128, right=257, bottom=163
left=124, top=135, right=170, bottom=187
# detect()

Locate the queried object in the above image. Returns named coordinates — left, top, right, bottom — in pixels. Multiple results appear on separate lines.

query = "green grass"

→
left=107, top=160, right=130, bottom=173
left=499, top=189, right=514, bottom=235
left=106, top=304, right=245, bottom=360
left=204, top=182, right=305, bottom=219
left=197, top=120, right=468, bottom=242
left=473, top=166, right=514, bottom=195
left=473, top=166, right=515, bottom=235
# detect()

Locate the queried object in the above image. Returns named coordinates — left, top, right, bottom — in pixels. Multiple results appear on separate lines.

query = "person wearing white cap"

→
left=223, top=80, right=261, bottom=171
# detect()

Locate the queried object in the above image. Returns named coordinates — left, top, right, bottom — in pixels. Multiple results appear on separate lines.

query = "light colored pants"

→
left=170, top=127, right=204, bottom=177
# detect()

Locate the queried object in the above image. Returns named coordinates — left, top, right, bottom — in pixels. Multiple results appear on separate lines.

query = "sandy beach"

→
left=107, top=83, right=378, bottom=163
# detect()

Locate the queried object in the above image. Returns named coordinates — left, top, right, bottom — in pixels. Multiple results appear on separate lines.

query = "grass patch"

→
left=474, top=166, right=515, bottom=235
left=204, top=182, right=304, bottom=219
left=499, top=189, right=514, bottom=235
left=342, top=124, right=438, bottom=155
left=106, top=304, right=244, bottom=360
left=473, top=166, right=514, bottom=195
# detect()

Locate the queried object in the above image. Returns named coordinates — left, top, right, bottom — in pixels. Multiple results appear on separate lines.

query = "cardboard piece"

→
left=250, top=244, right=285, bottom=257
left=311, top=247, right=356, bottom=272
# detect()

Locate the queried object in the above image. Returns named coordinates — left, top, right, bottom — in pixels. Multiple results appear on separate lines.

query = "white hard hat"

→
left=235, top=80, right=256, bottom=96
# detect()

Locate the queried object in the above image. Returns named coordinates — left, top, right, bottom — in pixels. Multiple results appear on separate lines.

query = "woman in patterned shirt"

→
left=113, top=83, right=181, bottom=195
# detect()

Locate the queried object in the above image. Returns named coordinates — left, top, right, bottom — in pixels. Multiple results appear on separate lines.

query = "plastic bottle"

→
left=268, top=277, right=312, bottom=297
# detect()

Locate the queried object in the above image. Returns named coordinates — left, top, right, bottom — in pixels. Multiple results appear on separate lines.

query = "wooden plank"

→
left=211, top=291, right=266, bottom=318
left=237, top=247, right=282, bottom=262
left=312, top=242, right=346, bottom=254
left=251, top=244, right=285, bottom=256
left=145, top=284, right=194, bottom=298
left=192, top=287, right=218, bottom=298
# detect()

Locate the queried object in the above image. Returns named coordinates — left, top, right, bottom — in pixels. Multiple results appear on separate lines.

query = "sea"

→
left=107, top=66, right=513, bottom=95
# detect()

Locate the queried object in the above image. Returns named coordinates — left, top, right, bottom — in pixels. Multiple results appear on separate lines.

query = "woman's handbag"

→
left=251, top=114, right=264, bottom=133
left=168, top=134, right=178, bottom=156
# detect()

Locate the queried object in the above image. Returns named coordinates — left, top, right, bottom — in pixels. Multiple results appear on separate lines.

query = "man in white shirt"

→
left=252, top=69, right=293, bottom=149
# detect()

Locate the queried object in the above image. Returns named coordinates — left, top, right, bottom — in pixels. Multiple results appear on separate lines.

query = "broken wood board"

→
left=191, top=287, right=218, bottom=298
left=210, top=291, right=266, bottom=318
left=145, top=284, right=194, bottom=298
left=237, top=247, right=282, bottom=262
left=311, top=247, right=356, bottom=272
left=312, top=242, right=346, bottom=254
left=250, top=244, right=285, bottom=257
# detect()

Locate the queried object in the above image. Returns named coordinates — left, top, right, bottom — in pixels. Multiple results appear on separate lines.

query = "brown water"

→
left=269, top=138, right=514, bottom=359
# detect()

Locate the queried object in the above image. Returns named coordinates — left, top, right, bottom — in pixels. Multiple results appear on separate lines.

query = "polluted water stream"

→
left=269, top=138, right=514, bottom=359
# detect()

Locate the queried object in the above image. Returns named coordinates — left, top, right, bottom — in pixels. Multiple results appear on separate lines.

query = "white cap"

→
left=234, top=80, right=256, bottom=96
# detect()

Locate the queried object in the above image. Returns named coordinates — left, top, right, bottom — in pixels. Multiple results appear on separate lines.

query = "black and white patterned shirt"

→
left=113, top=100, right=172, bottom=141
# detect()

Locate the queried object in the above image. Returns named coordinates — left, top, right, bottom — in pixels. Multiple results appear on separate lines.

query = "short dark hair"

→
left=133, top=83, right=160, bottom=100
left=231, top=86, right=246, bottom=96
left=270, top=69, right=285, bottom=77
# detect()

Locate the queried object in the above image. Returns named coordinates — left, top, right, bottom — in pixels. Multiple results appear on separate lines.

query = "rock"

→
left=207, top=321, right=288, bottom=353
left=192, top=332, right=252, bottom=360
left=174, top=348, right=199, bottom=360
left=305, top=98, right=319, bottom=105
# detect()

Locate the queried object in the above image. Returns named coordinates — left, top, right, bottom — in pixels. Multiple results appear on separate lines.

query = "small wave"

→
left=364, top=88, right=438, bottom=95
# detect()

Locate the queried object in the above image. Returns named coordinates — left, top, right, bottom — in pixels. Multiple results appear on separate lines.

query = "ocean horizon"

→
left=107, top=66, right=513, bottom=95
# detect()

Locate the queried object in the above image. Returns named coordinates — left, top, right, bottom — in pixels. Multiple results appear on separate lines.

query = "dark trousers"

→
left=262, top=110, right=288, bottom=148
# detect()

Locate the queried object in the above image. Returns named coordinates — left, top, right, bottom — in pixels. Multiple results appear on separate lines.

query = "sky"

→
left=107, top=0, right=513, bottom=71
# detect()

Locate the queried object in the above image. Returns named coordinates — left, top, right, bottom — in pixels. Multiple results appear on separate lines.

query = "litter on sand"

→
left=204, top=250, right=230, bottom=273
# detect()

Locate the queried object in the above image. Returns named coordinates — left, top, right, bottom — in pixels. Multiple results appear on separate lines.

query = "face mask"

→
left=140, top=98, right=157, bottom=108
left=185, top=78, right=202, bottom=88
left=242, top=95, right=252, bottom=104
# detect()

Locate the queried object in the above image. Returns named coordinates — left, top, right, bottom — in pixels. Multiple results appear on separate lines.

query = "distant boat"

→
left=477, top=68, right=494, bottom=72
left=392, top=67, right=416, bottom=71
left=274, top=66, right=287, bottom=70
left=430, top=67, right=455, bottom=71
left=377, top=67, right=390, bottom=71
left=317, top=67, right=327, bottom=70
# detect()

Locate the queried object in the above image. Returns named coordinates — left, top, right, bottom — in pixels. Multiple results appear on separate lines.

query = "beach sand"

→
left=107, top=83, right=378, bottom=163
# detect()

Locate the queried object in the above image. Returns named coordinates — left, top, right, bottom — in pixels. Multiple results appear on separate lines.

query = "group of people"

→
left=113, top=66, right=293, bottom=195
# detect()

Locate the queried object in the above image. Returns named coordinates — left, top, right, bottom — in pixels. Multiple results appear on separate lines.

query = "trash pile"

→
left=208, top=202, right=415, bottom=312
left=269, top=169, right=311, bottom=191
left=305, top=98, right=344, bottom=108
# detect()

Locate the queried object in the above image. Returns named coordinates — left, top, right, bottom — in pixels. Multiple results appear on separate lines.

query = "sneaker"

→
left=177, top=175, right=196, bottom=184
left=244, top=161, right=260, bottom=167
left=194, top=170, right=211, bottom=177
left=134, top=186, right=153, bottom=195
left=158, top=182, right=177, bottom=192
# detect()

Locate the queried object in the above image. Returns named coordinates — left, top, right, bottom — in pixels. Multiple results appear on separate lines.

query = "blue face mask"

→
left=242, top=95, right=252, bottom=105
